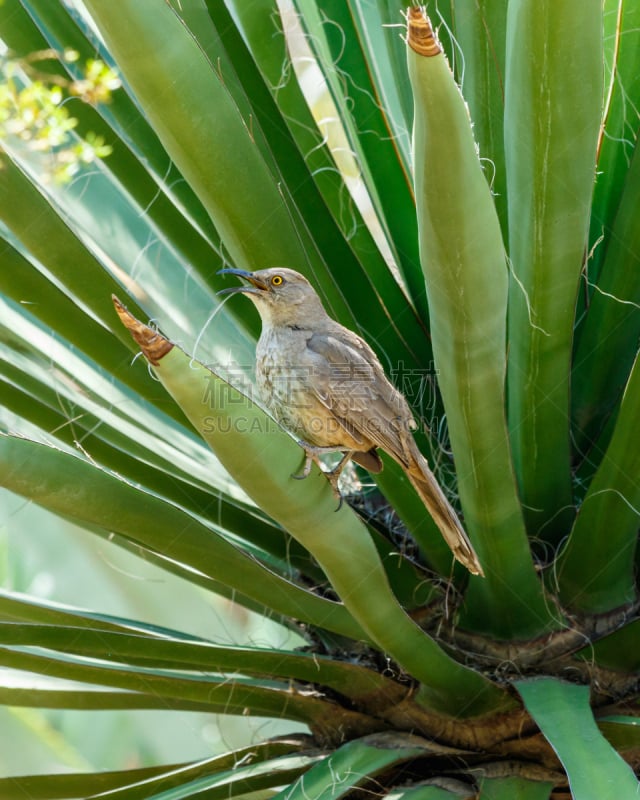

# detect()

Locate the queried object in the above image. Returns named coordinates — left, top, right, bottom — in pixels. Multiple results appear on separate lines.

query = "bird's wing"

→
left=305, top=327, right=416, bottom=466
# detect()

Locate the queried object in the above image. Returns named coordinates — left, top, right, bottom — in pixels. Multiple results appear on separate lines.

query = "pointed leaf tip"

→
left=111, top=294, right=173, bottom=365
left=407, top=7, right=442, bottom=57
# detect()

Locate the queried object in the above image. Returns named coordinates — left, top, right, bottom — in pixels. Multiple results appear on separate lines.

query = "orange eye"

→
left=271, top=275, right=284, bottom=286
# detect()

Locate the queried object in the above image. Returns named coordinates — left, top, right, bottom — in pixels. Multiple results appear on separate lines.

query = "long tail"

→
left=404, top=445, right=484, bottom=577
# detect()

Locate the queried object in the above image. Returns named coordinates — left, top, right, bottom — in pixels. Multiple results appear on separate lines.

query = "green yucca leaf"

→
left=1, top=623, right=404, bottom=705
left=477, top=776, right=555, bottom=799
left=505, top=0, right=603, bottom=541
left=515, top=679, right=640, bottom=798
left=0, top=435, right=364, bottom=639
left=572, top=139, right=640, bottom=456
left=407, top=7, right=552, bottom=637
left=557, top=350, right=640, bottom=613
left=271, top=733, right=444, bottom=800
left=292, top=0, right=424, bottom=314
left=0, top=740, right=312, bottom=800
left=588, top=0, right=640, bottom=285
left=452, top=0, right=509, bottom=235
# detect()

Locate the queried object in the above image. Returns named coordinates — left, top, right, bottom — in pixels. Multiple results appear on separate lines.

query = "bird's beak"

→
left=217, top=268, right=268, bottom=296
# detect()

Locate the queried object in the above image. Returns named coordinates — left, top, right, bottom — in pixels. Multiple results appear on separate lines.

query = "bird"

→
left=218, top=267, right=484, bottom=576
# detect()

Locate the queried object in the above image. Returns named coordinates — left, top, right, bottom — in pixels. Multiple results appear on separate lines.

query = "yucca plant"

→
left=1, top=0, right=639, bottom=797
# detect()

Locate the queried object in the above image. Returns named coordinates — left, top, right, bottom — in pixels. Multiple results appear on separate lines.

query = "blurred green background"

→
left=0, top=488, right=304, bottom=775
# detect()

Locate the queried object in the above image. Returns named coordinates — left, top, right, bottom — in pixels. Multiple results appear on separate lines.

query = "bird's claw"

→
left=291, top=452, right=314, bottom=481
left=323, top=466, right=344, bottom=511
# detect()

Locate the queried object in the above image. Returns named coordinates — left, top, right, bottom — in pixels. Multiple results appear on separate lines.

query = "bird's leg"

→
left=292, top=441, right=353, bottom=510
left=291, top=441, right=348, bottom=481
left=326, top=450, right=354, bottom=483
left=323, top=450, right=357, bottom=511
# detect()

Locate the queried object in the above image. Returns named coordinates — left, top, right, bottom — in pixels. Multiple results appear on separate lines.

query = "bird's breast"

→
left=255, top=327, right=344, bottom=447
left=256, top=328, right=312, bottom=413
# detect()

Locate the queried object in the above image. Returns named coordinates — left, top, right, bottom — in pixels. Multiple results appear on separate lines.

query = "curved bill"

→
left=217, top=268, right=268, bottom=296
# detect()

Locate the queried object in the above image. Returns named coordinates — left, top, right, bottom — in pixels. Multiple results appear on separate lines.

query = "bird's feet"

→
left=291, top=442, right=348, bottom=480
left=292, top=442, right=354, bottom=510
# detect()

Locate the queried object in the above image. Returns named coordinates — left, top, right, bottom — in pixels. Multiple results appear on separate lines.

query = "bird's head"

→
left=218, top=267, right=326, bottom=327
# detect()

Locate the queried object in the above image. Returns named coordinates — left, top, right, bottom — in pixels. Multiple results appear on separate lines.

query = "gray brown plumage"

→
left=219, top=267, right=484, bottom=576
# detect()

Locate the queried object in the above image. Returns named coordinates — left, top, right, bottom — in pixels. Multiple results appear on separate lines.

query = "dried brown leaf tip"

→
left=407, top=6, right=442, bottom=57
left=112, top=294, right=173, bottom=366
